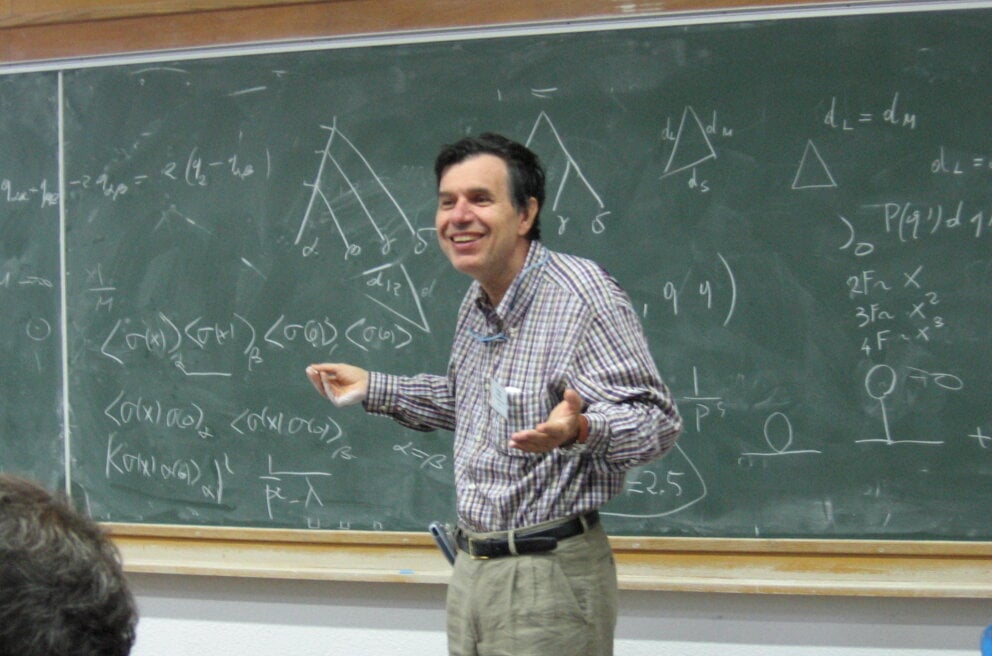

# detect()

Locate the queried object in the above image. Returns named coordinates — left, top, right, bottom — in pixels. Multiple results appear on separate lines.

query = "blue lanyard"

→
left=468, top=328, right=508, bottom=343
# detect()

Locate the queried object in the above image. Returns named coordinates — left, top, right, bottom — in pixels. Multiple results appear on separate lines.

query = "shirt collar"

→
left=473, top=240, right=549, bottom=328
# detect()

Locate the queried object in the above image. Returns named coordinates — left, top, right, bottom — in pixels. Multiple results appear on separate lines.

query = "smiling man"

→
left=435, top=145, right=538, bottom=306
left=307, top=133, right=682, bottom=656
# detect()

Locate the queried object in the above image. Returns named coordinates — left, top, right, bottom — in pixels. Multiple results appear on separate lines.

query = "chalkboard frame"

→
left=109, top=523, right=992, bottom=596
left=3, top=0, right=992, bottom=596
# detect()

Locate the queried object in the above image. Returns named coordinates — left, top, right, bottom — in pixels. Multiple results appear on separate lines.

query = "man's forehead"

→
left=438, top=154, right=509, bottom=191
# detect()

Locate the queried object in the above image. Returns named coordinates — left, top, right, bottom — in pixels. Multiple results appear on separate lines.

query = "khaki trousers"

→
left=446, top=522, right=618, bottom=656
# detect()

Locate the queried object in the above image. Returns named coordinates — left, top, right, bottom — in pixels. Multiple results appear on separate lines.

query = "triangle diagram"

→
left=792, top=139, right=838, bottom=189
left=360, top=262, right=430, bottom=333
left=662, top=106, right=718, bottom=177
left=526, top=111, right=605, bottom=211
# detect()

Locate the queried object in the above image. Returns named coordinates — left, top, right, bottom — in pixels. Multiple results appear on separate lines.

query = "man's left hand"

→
left=509, top=389, right=585, bottom=453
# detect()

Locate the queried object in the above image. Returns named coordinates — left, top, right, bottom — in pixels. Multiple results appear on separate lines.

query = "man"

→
left=307, top=133, right=681, bottom=655
left=0, top=474, right=137, bottom=656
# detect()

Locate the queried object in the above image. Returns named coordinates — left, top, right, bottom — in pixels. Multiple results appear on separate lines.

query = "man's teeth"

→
left=452, top=235, right=476, bottom=243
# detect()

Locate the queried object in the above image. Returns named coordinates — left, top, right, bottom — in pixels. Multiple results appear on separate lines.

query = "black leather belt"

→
left=456, top=511, right=599, bottom=559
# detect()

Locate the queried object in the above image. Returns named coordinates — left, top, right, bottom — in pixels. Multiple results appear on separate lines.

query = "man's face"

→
left=435, top=154, right=536, bottom=302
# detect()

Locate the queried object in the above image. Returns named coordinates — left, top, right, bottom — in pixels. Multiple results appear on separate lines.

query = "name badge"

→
left=490, top=380, right=509, bottom=420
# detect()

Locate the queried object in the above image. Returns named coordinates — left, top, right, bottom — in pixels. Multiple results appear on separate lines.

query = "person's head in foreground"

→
left=0, top=474, right=137, bottom=656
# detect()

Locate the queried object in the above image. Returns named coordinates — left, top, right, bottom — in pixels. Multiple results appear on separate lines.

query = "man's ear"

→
left=518, top=197, right=539, bottom=236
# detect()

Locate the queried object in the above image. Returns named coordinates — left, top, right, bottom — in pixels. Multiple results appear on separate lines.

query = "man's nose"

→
left=449, top=197, right=472, bottom=222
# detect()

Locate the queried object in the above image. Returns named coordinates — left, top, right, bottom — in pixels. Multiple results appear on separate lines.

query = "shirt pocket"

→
left=492, top=383, right=553, bottom=458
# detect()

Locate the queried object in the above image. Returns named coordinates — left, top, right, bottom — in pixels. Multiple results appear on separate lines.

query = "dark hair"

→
left=0, top=475, right=137, bottom=656
left=434, top=132, right=545, bottom=241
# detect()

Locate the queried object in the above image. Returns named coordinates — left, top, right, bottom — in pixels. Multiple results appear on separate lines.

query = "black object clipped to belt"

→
left=456, top=511, right=600, bottom=559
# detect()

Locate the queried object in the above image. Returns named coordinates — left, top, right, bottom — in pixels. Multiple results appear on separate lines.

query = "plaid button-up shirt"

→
left=365, top=241, right=682, bottom=532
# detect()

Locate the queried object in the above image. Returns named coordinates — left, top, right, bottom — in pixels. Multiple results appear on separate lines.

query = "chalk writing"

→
left=230, top=406, right=346, bottom=448
left=294, top=118, right=425, bottom=258
left=858, top=364, right=962, bottom=446
left=658, top=253, right=737, bottom=327
left=360, top=262, right=431, bottom=334
left=25, top=317, right=52, bottom=342
left=99, top=311, right=375, bottom=372
left=526, top=111, right=611, bottom=233
left=792, top=140, right=837, bottom=189
left=104, top=433, right=228, bottom=503
left=679, top=366, right=727, bottom=433
left=844, top=266, right=947, bottom=357
left=659, top=106, right=723, bottom=186
left=104, top=389, right=213, bottom=440
left=604, top=444, right=707, bottom=519
left=931, top=146, right=992, bottom=176
left=823, top=92, right=918, bottom=132
left=259, top=455, right=335, bottom=522
left=84, top=264, right=117, bottom=312
left=740, top=412, right=821, bottom=458
left=392, top=441, right=447, bottom=470
left=1, top=177, right=58, bottom=207
left=877, top=201, right=992, bottom=242
left=68, top=145, right=269, bottom=200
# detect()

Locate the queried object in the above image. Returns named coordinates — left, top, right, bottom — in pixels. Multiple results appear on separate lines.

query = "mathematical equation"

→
left=95, top=311, right=420, bottom=373
left=823, top=93, right=918, bottom=132
left=931, top=146, right=992, bottom=177
left=2, top=177, right=59, bottom=208
left=67, top=145, right=269, bottom=201
left=836, top=216, right=984, bottom=450
left=99, top=386, right=450, bottom=528
left=845, top=265, right=946, bottom=357
left=874, top=201, right=992, bottom=244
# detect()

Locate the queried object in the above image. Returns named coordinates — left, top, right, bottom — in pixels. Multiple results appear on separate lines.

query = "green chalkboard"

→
left=0, top=71, right=63, bottom=487
left=5, top=5, right=992, bottom=539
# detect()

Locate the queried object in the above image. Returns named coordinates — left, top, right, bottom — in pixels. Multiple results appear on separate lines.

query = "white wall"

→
left=129, top=573, right=989, bottom=656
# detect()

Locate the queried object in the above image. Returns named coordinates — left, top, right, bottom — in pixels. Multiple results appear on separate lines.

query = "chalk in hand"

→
left=308, top=366, right=364, bottom=407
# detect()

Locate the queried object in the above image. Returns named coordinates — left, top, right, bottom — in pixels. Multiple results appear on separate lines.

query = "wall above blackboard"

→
left=2, top=3, right=991, bottom=542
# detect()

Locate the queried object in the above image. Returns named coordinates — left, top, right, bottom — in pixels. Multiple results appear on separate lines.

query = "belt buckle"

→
left=467, top=537, right=490, bottom=560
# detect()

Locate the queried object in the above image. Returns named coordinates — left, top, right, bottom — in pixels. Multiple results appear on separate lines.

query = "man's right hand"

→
left=305, top=363, right=370, bottom=407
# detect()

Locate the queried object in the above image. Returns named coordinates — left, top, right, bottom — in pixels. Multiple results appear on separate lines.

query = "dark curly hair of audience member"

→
left=0, top=474, right=137, bottom=656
